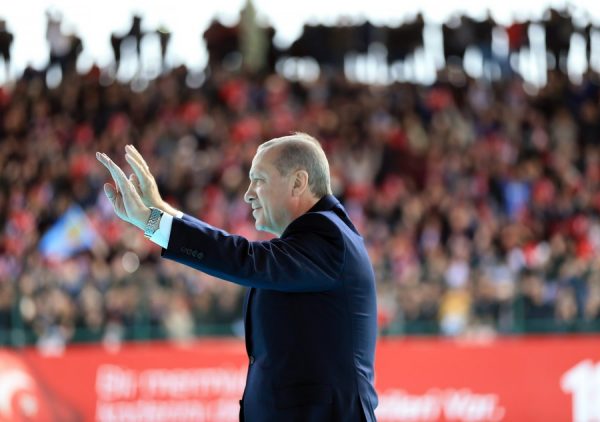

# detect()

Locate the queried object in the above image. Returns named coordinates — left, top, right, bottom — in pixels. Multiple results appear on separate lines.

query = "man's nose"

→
left=244, top=185, right=255, bottom=204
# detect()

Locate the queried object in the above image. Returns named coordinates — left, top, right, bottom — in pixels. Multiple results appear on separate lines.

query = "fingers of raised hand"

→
left=104, top=154, right=124, bottom=183
left=124, top=152, right=146, bottom=183
left=97, top=152, right=117, bottom=190
left=125, top=145, right=150, bottom=172
left=96, top=152, right=133, bottom=195
left=125, top=147, right=153, bottom=188
left=129, top=173, right=142, bottom=193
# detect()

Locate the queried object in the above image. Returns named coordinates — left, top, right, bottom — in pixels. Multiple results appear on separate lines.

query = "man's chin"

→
left=255, top=222, right=277, bottom=235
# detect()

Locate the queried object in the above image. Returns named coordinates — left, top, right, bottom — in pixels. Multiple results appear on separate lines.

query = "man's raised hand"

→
left=124, top=144, right=182, bottom=218
left=96, top=151, right=150, bottom=230
left=124, top=145, right=165, bottom=209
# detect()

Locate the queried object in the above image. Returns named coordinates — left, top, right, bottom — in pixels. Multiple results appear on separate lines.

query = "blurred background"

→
left=1, top=1, right=600, bottom=420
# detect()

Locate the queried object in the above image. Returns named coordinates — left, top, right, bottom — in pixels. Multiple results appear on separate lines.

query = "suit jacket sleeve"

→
left=161, top=212, right=346, bottom=292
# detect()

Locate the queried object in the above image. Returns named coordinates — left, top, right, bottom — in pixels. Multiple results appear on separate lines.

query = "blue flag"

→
left=39, top=204, right=99, bottom=260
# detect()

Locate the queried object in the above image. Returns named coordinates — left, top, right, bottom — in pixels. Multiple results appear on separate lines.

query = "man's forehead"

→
left=248, top=166, right=263, bottom=178
left=249, top=148, right=276, bottom=176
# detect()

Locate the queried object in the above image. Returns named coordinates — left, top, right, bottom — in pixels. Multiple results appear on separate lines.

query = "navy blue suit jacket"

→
left=161, top=195, right=378, bottom=422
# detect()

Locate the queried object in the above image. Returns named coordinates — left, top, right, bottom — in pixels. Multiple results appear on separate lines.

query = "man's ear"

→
left=292, top=170, right=309, bottom=197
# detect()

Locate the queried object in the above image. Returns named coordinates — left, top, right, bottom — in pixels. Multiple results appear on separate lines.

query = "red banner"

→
left=1, top=336, right=599, bottom=421
left=373, top=336, right=600, bottom=422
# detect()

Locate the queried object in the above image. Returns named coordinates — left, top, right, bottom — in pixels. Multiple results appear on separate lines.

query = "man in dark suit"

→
left=96, top=133, right=378, bottom=422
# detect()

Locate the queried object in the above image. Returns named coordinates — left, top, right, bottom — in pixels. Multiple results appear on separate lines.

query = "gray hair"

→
left=258, top=132, right=332, bottom=197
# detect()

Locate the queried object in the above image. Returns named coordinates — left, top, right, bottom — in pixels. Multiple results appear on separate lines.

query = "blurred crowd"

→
left=1, top=6, right=600, bottom=348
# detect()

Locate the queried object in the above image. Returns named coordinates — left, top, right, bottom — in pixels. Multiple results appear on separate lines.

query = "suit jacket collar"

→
left=293, top=194, right=360, bottom=236
left=307, top=194, right=341, bottom=213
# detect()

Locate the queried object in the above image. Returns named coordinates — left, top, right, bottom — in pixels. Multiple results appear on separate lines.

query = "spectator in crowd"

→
left=45, top=11, right=82, bottom=78
left=0, top=19, right=13, bottom=80
left=385, top=13, right=425, bottom=77
left=203, top=19, right=240, bottom=72
left=443, top=15, right=474, bottom=67
left=542, top=8, right=574, bottom=72
left=505, top=17, right=530, bottom=72
left=583, top=21, right=599, bottom=69
left=110, top=15, right=147, bottom=75
left=157, top=25, right=171, bottom=72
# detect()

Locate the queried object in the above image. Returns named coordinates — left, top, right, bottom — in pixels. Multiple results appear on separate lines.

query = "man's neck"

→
left=297, top=195, right=321, bottom=216
left=275, top=195, right=323, bottom=237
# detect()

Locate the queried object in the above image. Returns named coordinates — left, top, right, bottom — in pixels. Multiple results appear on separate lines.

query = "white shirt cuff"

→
left=149, top=212, right=176, bottom=249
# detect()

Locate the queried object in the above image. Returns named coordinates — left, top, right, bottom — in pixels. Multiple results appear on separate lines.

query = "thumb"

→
left=104, top=183, right=117, bottom=200
left=129, top=173, right=141, bottom=191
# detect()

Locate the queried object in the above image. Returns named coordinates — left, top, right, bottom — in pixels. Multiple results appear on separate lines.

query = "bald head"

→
left=258, top=133, right=332, bottom=198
